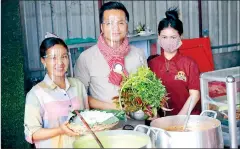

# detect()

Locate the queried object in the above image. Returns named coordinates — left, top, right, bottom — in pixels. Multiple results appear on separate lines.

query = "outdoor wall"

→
left=202, top=1, right=240, bottom=53
left=1, top=0, right=30, bottom=148
left=213, top=50, right=240, bottom=70
left=20, top=0, right=201, bottom=75
left=20, top=0, right=240, bottom=80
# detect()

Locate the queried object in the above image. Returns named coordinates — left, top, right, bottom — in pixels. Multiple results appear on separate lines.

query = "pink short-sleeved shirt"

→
left=24, top=74, right=89, bottom=148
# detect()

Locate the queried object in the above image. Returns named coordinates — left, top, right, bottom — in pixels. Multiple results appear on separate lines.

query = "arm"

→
left=73, top=53, right=90, bottom=90
left=177, top=89, right=200, bottom=115
left=88, top=96, right=118, bottom=110
left=32, top=122, right=79, bottom=142
left=178, top=60, right=201, bottom=115
left=32, top=127, right=62, bottom=142
left=74, top=56, right=117, bottom=110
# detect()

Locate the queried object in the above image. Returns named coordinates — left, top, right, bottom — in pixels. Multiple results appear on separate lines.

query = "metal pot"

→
left=137, top=110, right=224, bottom=148
left=72, top=126, right=152, bottom=148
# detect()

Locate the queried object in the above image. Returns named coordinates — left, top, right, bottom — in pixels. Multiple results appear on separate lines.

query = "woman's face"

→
left=158, top=27, right=182, bottom=53
left=101, top=9, right=128, bottom=46
left=41, top=44, right=69, bottom=79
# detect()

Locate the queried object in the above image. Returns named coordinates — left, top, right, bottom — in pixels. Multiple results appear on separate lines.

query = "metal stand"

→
left=226, top=76, right=238, bottom=148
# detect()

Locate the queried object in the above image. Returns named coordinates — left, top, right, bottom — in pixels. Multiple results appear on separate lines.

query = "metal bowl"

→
left=129, top=110, right=146, bottom=120
left=73, top=129, right=152, bottom=148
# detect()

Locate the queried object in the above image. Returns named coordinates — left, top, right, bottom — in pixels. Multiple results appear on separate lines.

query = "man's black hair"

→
left=99, top=1, right=129, bottom=24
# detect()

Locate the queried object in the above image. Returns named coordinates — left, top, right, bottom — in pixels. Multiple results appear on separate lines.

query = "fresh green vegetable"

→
left=114, top=66, right=168, bottom=117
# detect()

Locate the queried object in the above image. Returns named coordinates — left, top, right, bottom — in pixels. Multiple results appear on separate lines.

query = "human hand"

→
left=59, top=121, right=80, bottom=137
left=108, top=102, right=119, bottom=110
left=112, top=96, right=125, bottom=110
left=147, top=114, right=158, bottom=121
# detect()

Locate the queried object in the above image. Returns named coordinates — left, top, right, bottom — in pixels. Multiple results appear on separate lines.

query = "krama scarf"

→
left=97, top=34, right=130, bottom=86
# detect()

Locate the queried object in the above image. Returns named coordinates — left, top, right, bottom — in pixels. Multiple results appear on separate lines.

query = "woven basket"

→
left=68, top=121, right=118, bottom=135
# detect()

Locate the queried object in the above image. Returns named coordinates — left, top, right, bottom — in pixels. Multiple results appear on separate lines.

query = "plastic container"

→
left=222, top=125, right=240, bottom=147
left=200, top=66, right=240, bottom=148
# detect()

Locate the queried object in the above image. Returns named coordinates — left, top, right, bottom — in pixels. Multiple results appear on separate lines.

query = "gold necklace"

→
left=165, top=58, right=170, bottom=72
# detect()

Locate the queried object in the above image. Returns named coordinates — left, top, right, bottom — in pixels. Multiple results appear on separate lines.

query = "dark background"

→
left=2, top=0, right=29, bottom=148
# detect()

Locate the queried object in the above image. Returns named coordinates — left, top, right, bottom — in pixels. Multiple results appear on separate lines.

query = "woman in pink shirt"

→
left=24, top=37, right=90, bottom=148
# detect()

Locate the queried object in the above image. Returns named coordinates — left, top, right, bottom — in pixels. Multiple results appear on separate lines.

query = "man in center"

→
left=74, top=1, right=147, bottom=110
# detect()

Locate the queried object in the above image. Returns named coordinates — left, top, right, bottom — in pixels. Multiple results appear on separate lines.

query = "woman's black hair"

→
left=147, top=54, right=159, bottom=63
left=157, top=7, right=183, bottom=35
left=99, top=1, right=129, bottom=24
left=40, top=37, right=68, bottom=58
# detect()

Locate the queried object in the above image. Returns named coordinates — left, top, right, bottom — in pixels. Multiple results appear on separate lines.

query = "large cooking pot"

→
left=72, top=127, right=152, bottom=148
left=137, top=110, right=224, bottom=148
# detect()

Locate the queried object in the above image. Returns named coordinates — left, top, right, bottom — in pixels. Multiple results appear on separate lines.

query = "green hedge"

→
left=1, top=0, right=30, bottom=148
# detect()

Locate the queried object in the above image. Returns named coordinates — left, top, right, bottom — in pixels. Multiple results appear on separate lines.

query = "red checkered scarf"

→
left=97, top=34, right=130, bottom=86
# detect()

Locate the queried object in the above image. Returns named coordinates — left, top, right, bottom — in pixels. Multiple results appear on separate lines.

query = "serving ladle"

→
left=183, top=97, right=193, bottom=131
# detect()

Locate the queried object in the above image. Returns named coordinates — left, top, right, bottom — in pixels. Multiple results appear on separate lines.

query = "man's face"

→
left=101, top=9, right=128, bottom=44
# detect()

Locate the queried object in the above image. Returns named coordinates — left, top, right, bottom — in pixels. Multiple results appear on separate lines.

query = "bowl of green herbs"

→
left=113, top=66, right=171, bottom=120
